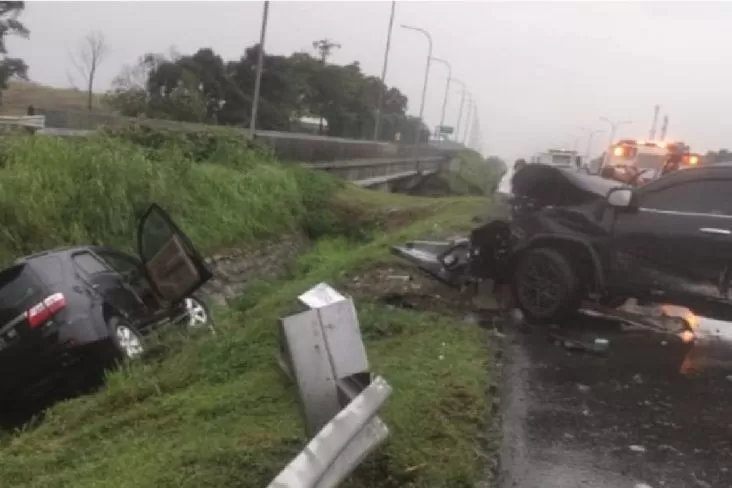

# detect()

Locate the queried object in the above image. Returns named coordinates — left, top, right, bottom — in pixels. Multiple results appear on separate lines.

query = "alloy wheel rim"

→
left=184, top=297, right=209, bottom=327
left=116, top=324, right=143, bottom=358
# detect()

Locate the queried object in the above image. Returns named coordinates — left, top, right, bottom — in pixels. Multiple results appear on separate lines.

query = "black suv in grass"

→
left=485, top=162, right=732, bottom=324
left=0, top=204, right=213, bottom=404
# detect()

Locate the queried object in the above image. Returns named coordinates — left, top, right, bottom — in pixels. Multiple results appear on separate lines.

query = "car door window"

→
left=97, top=251, right=141, bottom=276
left=641, top=179, right=732, bottom=216
left=72, top=252, right=110, bottom=276
left=137, top=204, right=212, bottom=303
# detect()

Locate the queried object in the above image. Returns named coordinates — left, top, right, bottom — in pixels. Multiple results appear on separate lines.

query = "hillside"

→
left=0, top=81, right=110, bottom=115
left=0, top=131, right=499, bottom=488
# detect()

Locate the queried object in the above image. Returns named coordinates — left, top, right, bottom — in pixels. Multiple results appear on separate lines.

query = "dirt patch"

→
left=342, top=262, right=475, bottom=318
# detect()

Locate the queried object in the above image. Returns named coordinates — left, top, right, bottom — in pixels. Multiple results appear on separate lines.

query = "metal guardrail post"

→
left=273, top=283, right=392, bottom=488
left=267, top=376, right=392, bottom=488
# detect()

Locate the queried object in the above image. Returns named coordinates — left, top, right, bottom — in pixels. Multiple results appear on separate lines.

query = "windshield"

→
left=551, top=154, right=573, bottom=166
left=635, top=152, right=667, bottom=170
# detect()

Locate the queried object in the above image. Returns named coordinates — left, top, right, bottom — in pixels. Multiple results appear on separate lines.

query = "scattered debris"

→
left=633, top=374, right=644, bottom=385
left=387, top=274, right=412, bottom=282
left=550, top=333, right=610, bottom=355
left=726, top=375, right=732, bottom=383
left=577, top=384, right=591, bottom=393
left=629, top=445, right=647, bottom=453
left=634, top=483, right=654, bottom=488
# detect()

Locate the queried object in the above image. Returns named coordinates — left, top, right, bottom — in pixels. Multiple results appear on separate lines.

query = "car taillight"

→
left=26, top=292, right=67, bottom=328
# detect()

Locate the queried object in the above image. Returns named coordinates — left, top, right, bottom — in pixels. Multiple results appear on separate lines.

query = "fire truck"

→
left=597, top=139, right=697, bottom=185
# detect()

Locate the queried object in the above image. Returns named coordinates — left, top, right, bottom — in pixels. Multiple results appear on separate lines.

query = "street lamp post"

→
left=400, top=24, right=432, bottom=157
left=462, top=96, right=473, bottom=145
left=373, top=1, right=396, bottom=141
left=429, top=56, right=452, bottom=141
left=249, top=0, right=270, bottom=139
left=599, top=117, right=632, bottom=169
left=580, top=127, right=605, bottom=165
left=452, top=79, right=467, bottom=140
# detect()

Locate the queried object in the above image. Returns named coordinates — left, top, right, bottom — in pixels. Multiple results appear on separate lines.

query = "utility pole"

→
left=649, top=104, right=660, bottom=140
left=659, top=115, right=669, bottom=141
left=400, top=24, right=432, bottom=157
left=312, top=38, right=342, bottom=134
left=249, top=0, right=270, bottom=139
left=373, top=1, right=396, bottom=141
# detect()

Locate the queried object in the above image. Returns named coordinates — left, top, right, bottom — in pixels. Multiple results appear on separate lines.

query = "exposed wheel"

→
left=183, top=295, right=216, bottom=335
left=512, top=247, right=582, bottom=324
left=108, top=316, right=145, bottom=360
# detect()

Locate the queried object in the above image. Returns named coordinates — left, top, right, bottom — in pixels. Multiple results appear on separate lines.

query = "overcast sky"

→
left=9, top=1, right=732, bottom=160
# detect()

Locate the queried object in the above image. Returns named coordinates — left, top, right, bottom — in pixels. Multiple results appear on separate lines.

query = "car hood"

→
left=511, top=163, right=628, bottom=207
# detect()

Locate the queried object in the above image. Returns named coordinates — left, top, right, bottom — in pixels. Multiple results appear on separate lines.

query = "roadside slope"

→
left=0, top=135, right=498, bottom=488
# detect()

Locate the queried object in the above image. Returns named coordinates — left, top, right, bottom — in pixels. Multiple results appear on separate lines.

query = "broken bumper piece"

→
left=391, top=220, right=514, bottom=290
left=390, top=238, right=475, bottom=289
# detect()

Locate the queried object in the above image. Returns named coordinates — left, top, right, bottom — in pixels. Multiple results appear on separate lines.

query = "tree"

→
left=0, top=1, right=29, bottom=106
left=70, top=31, right=108, bottom=112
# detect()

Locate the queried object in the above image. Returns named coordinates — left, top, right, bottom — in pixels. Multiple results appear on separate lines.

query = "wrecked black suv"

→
left=0, top=204, right=212, bottom=404
left=395, top=162, right=732, bottom=324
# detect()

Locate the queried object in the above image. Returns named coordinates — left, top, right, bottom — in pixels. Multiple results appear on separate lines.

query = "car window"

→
left=98, top=251, right=141, bottom=274
left=641, top=179, right=732, bottom=215
left=72, top=252, right=110, bottom=276
left=0, top=264, right=44, bottom=325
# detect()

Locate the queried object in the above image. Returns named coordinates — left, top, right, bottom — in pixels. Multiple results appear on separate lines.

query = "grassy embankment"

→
left=0, top=81, right=110, bottom=115
left=0, top=129, right=498, bottom=488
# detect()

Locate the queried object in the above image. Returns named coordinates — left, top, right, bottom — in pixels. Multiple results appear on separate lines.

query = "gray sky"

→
left=9, top=1, right=732, bottom=160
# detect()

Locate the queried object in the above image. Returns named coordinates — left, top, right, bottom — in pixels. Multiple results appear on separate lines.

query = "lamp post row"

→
left=249, top=1, right=476, bottom=150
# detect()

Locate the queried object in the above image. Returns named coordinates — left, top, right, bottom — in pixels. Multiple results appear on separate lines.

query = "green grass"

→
left=0, top=134, right=343, bottom=264
left=0, top=133, right=496, bottom=487
left=446, top=149, right=499, bottom=196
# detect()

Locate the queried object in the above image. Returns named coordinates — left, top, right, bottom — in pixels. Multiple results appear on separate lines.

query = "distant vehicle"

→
left=596, top=139, right=694, bottom=185
left=532, top=149, right=581, bottom=169
left=395, top=162, right=732, bottom=324
left=0, top=204, right=213, bottom=406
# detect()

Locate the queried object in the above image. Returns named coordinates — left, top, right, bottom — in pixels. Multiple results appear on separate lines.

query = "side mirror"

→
left=607, top=187, right=634, bottom=209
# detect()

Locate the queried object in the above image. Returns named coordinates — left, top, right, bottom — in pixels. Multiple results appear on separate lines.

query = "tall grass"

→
left=0, top=134, right=342, bottom=264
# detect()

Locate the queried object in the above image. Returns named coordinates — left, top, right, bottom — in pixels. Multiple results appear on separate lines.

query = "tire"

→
left=511, top=247, right=582, bottom=324
left=182, top=295, right=216, bottom=335
left=106, top=316, right=145, bottom=362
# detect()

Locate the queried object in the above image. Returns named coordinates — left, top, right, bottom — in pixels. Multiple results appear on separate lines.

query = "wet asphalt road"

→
left=497, top=312, right=732, bottom=488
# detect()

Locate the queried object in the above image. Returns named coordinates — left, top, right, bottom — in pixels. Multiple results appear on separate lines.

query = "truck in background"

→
left=531, top=149, right=581, bottom=169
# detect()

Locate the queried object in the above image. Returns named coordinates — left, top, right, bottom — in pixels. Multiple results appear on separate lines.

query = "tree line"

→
left=0, top=2, right=429, bottom=143
left=104, top=45, right=428, bottom=142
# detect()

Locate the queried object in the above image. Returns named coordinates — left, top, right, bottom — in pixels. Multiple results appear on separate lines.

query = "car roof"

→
left=13, top=245, right=97, bottom=264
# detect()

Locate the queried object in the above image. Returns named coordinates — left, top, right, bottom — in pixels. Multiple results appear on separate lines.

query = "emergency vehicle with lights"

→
left=599, top=139, right=696, bottom=185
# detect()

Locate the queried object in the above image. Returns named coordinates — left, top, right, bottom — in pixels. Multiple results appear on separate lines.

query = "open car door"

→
left=137, top=204, right=213, bottom=304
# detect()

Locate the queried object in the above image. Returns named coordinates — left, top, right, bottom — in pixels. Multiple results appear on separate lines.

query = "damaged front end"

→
left=391, top=163, right=621, bottom=294
left=391, top=219, right=514, bottom=290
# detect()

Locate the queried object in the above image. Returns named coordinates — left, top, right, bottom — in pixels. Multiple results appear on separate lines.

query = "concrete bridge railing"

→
left=32, top=108, right=459, bottom=191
